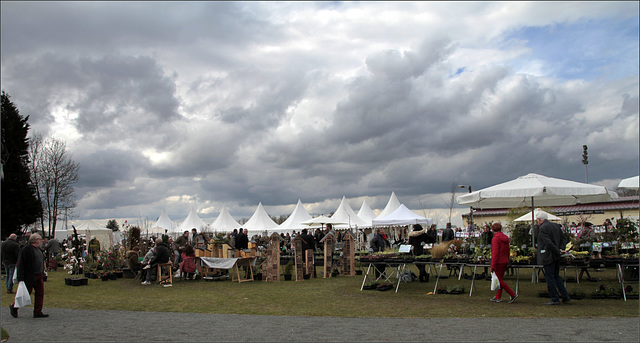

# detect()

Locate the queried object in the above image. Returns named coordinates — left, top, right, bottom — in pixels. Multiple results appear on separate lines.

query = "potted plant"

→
left=446, top=284, right=465, bottom=294
left=568, top=289, right=586, bottom=300
left=282, top=261, right=294, bottom=281
left=253, top=264, right=263, bottom=281
left=362, top=281, right=379, bottom=290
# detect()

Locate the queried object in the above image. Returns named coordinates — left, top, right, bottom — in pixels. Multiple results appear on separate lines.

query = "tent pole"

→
left=531, top=197, right=535, bottom=248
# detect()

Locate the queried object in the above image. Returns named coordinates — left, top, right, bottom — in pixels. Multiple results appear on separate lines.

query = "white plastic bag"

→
left=490, top=271, right=500, bottom=291
left=12, top=266, right=18, bottom=284
left=14, top=281, right=31, bottom=308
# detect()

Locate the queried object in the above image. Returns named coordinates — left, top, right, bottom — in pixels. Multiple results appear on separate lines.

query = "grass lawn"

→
left=2, top=265, right=637, bottom=318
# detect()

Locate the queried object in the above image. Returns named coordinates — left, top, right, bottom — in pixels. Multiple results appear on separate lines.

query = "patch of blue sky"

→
left=503, top=17, right=639, bottom=81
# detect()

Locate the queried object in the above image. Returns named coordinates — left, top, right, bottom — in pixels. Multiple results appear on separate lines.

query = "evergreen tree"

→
left=1, top=91, right=42, bottom=238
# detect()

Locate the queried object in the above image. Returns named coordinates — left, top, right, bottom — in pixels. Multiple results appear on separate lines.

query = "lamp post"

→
left=458, top=185, right=473, bottom=230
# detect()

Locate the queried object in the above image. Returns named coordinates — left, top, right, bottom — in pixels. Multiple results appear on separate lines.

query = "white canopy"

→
left=457, top=173, right=610, bottom=208
left=151, top=210, right=174, bottom=234
left=372, top=204, right=433, bottom=227
left=618, top=175, right=639, bottom=190
left=68, top=220, right=114, bottom=247
left=243, top=202, right=279, bottom=231
left=332, top=196, right=369, bottom=228
left=178, top=208, right=208, bottom=232
left=210, top=205, right=242, bottom=232
left=301, top=215, right=346, bottom=226
left=375, top=191, right=401, bottom=219
left=278, top=199, right=313, bottom=231
left=357, top=199, right=377, bottom=227
left=514, top=209, right=561, bottom=222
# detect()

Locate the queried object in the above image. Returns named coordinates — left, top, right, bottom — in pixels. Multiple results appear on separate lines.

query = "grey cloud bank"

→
left=1, top=2, right=638, bottom=227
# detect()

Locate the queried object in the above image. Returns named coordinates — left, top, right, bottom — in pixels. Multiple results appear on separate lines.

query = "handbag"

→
left=490, top=271, right=500, bottom=291
left=14, top=281, right=31, bottom=308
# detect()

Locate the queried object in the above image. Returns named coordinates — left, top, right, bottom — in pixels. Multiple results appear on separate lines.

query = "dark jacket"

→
left=425, top=229, right=437, bottom=244
left=1, top=238, right=21, bottom=265
left=235, top=232, right=248, bottom=250
left=537, top=220, right=566, bottom=265
left=149, top=243, right=171, bottom=266
left=408, top=229, right=429, bottom=256
left=491, top=231, right=510, bottom=269
left=370, top=233, right=388, bottom=252
left=481, top=230, right=493, bottom=246
left=16, top=244, right=45, bottom=289
left=299, top=233, right=315, bottom=251
left=442, top=228, right=455, bottom=242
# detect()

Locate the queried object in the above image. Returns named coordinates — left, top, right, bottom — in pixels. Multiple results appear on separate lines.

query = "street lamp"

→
left=458, top=185, right=473, bottom=230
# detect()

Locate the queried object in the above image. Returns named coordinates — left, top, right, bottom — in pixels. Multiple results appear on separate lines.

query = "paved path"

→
left=2, top=308, right=638, bottom=342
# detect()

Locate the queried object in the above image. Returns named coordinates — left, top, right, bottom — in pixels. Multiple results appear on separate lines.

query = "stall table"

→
left=197, top=257, right=256, bottom=283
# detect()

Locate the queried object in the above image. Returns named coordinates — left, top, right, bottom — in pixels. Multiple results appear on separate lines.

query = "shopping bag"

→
left=14, top=281, right=31, bottom=308
left=490, top=271, right=500, bottom=291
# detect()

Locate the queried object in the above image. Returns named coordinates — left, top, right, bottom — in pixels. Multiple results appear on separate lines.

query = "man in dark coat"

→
left=141, top=238, right=171, bottom=285
left=235, top=228, right=248, bottom=250
left=2, top=234, right=21, bottom=294
left=536, top=212, right=570, bottom=305
left=442, top=223, right=455, bottom=242
left=10, top=233, right=48, bottom=318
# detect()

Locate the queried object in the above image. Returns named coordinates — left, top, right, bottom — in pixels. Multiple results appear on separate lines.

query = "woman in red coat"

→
left=490, top=223, right=517, bottom=303
left=180, top=245, right=197, bottom=280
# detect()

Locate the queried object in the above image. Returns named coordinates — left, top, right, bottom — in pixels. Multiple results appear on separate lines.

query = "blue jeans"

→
left=543, top=262, right=569, bottom=302
left=5, top=264, right=15, bottom=291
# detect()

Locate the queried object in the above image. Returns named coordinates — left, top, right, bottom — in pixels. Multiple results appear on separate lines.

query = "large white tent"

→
left=150, top=210, right=174, bottom=235
left=243, top=202, right=279, bottom=233
left=210, top=205, right=242, bottom=232
left=278, top=199, right=313, bottom=231
left=357, top=199, right=377, bottom=227
left=68, top=220, right=114, bottom=247
left=178, top=208, right=208, bottom=232
left=375, top=191, right=401, bottom=220
left=618, top=175, right=639, bottom=190
left=332, top=196, right=369, bottom=228
left=372, top=204, right=433, bottom=227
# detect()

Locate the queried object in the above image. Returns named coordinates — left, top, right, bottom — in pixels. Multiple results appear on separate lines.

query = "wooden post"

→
left=263, top=233, right=282, bottom=282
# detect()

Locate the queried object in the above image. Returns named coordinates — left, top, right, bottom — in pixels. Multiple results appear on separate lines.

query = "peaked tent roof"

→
left=243, top=202, right=279, bottom=232
left=372, top=204, right=433, bottom=227
left=152, top=210, right=174, bottom=232
left=375, top=191, right=401, bottom=219
left=210, top=205, right=242, bottom=232
left=332, top=196, right=369, bottom=228
left=357, top=199, right=377, bottom=227
left=278, top=199, right=313, bottom=230
left=178, top=208, right=208, bottom=232
left=68, top=220, right=113, bottom=246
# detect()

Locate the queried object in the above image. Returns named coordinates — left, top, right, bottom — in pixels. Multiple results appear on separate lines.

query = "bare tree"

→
left=29, top=133, right=80, bottom=238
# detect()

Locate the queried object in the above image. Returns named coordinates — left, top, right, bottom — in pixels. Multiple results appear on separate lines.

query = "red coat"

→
left=491, top=231, right=510, bottom=269
left=180, top=253, right=197, bottom=274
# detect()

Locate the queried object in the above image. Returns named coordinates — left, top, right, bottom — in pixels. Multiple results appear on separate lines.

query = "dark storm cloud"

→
left=1, top=2, right=637, bottom=224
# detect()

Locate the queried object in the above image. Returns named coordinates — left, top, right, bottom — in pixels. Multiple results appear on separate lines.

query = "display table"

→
left=359, top=261, right=407, bottom=293
left=617, top=262, right=639, bottom=301
left=197, top=257, right=256, bottom=283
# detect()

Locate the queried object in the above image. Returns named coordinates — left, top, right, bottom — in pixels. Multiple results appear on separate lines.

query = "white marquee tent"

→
left=243, top=203, right=279, bottom=234
left=278, top=199, right=313, bottom=231
left=332, top=196, right=369, bottom=228
left=67, top=220, right=114, bottom=247
left=178, top=208, right=208, bottom=232
left=210, top=205, right=242, bottom=232
left=375, top=191, right=401, bottom=220
left=357, top=199, right=377, bottom=227
left=150, top=210, right=175, bottom=235
left=372, top=204, right=433, bottom=227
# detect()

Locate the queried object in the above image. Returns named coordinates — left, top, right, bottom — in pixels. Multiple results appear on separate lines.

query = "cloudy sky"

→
left=2, top=2, right=638, bottom=229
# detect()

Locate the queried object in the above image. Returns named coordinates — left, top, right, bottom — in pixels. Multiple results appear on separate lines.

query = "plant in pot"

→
left=354, top=261, right=363, bottom=275
left=282, top=261, right=294, bottom=281
left=253, top=264, right=263, bottom=281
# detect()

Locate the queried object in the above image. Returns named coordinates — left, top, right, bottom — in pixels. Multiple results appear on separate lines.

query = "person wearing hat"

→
left=536, top=211, right=570, bottom=305
left=141, top=238, right=170, bottom=285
